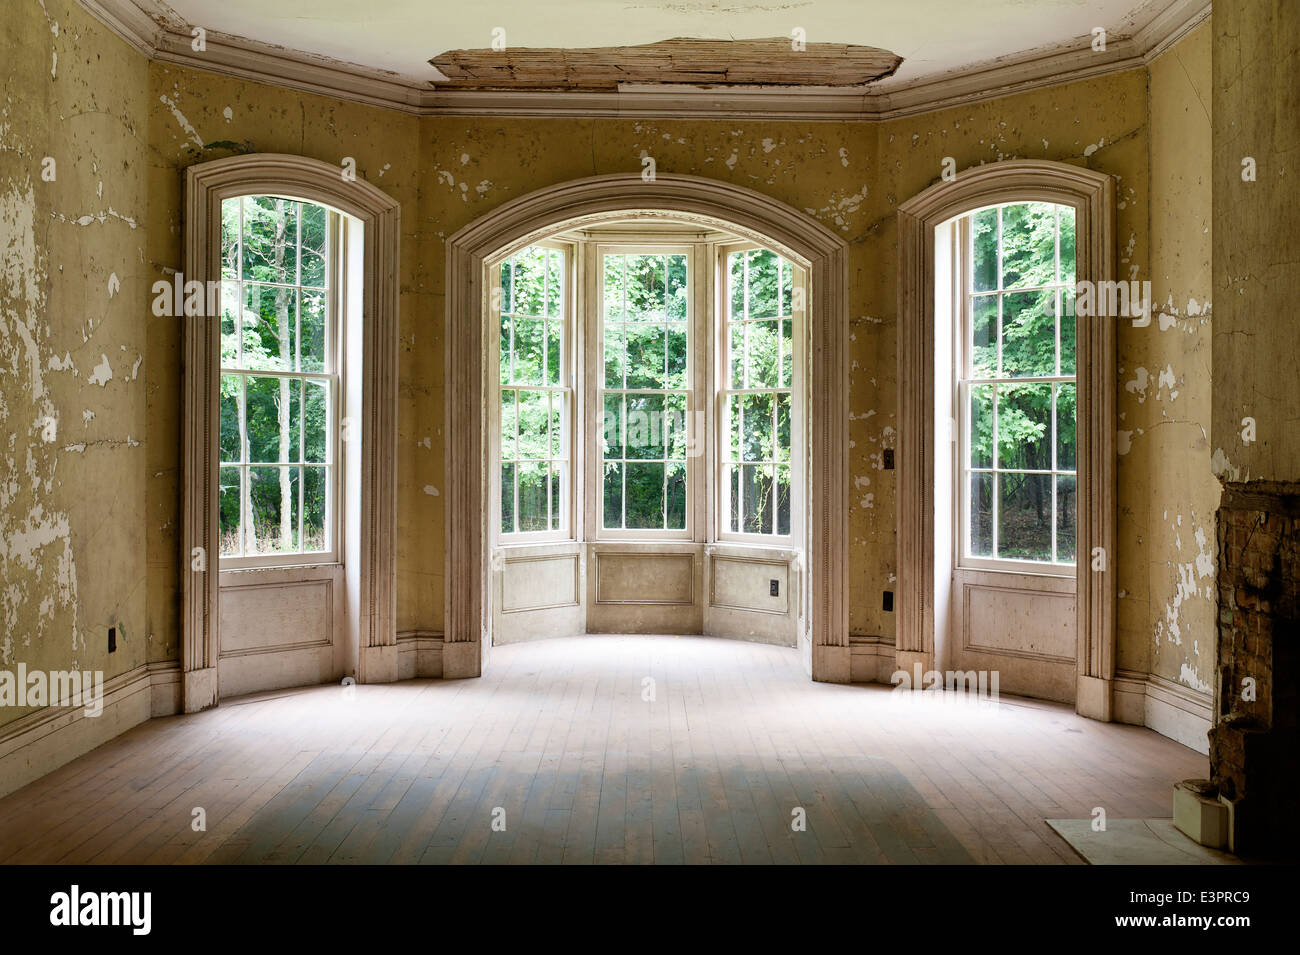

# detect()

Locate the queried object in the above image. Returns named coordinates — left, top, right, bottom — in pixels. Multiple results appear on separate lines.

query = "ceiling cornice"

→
left=77, top=0, right=1210, bottom=122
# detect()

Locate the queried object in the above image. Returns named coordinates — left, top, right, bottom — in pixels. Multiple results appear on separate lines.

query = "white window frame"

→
left=955, top=204, right=1077, bottom=577
left=588, top=242, right=701, bottom=542
left=489, top=239, right=578, bottom=546
left=219, top=194, right=345, bottom=570
left=716, top=241, right=805, bottom=547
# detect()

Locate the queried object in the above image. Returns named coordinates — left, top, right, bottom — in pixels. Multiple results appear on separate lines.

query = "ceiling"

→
left=137, top=0, right=1184, bottom=89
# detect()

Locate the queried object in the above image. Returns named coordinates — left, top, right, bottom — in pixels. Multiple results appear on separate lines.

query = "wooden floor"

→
left=0, top=635, right=1206, bottom=864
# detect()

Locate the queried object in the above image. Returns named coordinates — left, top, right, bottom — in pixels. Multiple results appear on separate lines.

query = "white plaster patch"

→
left=423, top=485, right=440, bottom=496
left=87, top=354, right=113, bottom=387
left=159, top=93, right=204, bottom=149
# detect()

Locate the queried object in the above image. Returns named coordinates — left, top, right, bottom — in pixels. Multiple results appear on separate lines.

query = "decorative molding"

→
left=182, top=153, right=400, bottom=710
left=1115, top=668, right=1212, bottom=754
left=445, top=173, right=850, bottom=681
left=0, top=663, right=156, bottom=800
left=896, top=159, right=1117, bottom=721
left=78, top=0, right=1209, bottom=121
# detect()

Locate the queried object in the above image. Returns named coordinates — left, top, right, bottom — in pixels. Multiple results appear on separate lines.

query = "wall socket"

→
left=769, top=579, right=780, bottom=597
left=883, top=449, right=895, bottom=469
left=108, top=626, right=117, bottom=653
left=882, top=591, right=894, bottom=612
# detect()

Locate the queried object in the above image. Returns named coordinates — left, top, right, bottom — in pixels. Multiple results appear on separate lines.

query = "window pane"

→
left=219, top=466, right=241, bottom=556
left=775, top=392, right=792, bottom=463
left=545, top=319, right=562, bottom=386
left=500, top=390, right=517, bottom=460
left=776, top=464, right=791, bottom=536
left=499, top=315, right=512, bottom=384
left=665, top=325, right=687, bottom=389
left=248, top=465, right=300, bottom=554
left=729, top=324, right=745, bottom=389
left=549, top=393, right=565, bottom=459
left=304, top=379, right=328, bottom=463
left=969, top=384, right=994, bottom=469
left=969, top=472, right=993, bottom=556
left=513, top=247, right=546, bottom=316
left=1056, top=475, right=1077, bottom=562
left=604, top=324, right=625, bottom=390
left=625, top=324, right=665, bottom=389
left=501, top=463, right=516, bottom=534
left=726, top=394, right=742, bottom=463
left=666, top=255, right=688, bottom=320
left=780, top=318, right=793, bottom=387
left=221, top=198, right=240, bottom=281
left=971, top=207, right=998, bottom=292
left=780, top=260, right=793, bottom=316
left=971, top=295, right=997, bottom=377
left=300, top=202, right=327, bottom=288
left=549, top=464, right=564, bottom=531
left=1000, top=202, right=1057, bottom=290
left=1000, top=289, right=1056, bottom=378
left=602, top=394, right=623, bottom=459
left=1058, top=206, right=1077, bottom=287
left=998, top=383, right=1051, bottom=472
left=997, top=471, right=1052, bottom=561
left=747, top=249, right=779, bottom=318
left=242, top=284, right=297, bottom=372
left=742, top=464, right=774, bottom=534
left=220, top=376, right=242, bottom=463
left=603, top=462, right=624, bottom=529
left=625, top=394, right=664, bottom=460
left=728, top=251, right=744, bottom=319
left=245, top=376, right=300, bottom=463
left=627, top=254, right=666, bottom=321
left=666, top=462, right=687, bottom=530
left=500, top=259, right=513, bottom=315
left=1060, top=288, right=1077, bottom=375
left=517, top=462, right=548, bottom=532
left=625, top=462, right=665, bottom=529
left=727, top=465, right=740, bottom=533
left=742, top=393, right=774, bottom=463
left=604, top=255, right=625, bottom=322
left=545, top=249, right=562, bottom=318
left=745, top=320, right=780, bottom=388
left=241, top=196, right=298, bottom=285
left=510, top=315, right=544, bottom=385
left=221, top=283, right=239, bottom=364
left=300, top=288, right=326, bottom=372
left=665, top=393, right=688, bottom=461
left=1056, top=383, right=1077, bottom=470
left=303, top=465, right=327, bottom=551
left=515, top=389, right=548, bottom=460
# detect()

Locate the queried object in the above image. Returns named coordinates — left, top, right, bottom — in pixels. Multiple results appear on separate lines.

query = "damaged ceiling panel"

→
left=429, top=37, right=903, bottom=89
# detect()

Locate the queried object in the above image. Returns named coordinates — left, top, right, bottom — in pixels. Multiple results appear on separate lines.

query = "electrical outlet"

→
left=882, top=591, right=894, bottom=612
left=108, top=626, right=117, bottom=653
left=883, top=449, right=895, bottom=470
left=769, top=579, right=780, bottom=597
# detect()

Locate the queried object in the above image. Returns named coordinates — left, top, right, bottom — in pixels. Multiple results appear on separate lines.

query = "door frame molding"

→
left=181, top=153, right=400, bottom=712
left=445, top=173, right=851, bottom=681
left=896, top=159, right=1117, bottom=720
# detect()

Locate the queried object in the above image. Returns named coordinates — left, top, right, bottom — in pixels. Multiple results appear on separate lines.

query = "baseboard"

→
left=849, top=634, right=898, bottom=684
left=1116, top=667, right=1212, bottom=755
left=0, top=662, right=155, bottom=800
left=396, top=630, right=444, bottom=679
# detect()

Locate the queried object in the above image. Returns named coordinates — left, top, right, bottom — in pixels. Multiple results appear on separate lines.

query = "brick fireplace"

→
left=1209, top=481, right=1300, bottom=857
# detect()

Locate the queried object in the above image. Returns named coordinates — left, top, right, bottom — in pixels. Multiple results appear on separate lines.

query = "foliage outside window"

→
left=600, top=251, right=690, bottom=532
left=722, top=248, right=795, bottom=537
left=499, top=246, right=569, bottom=535
left=219, top=195, right=334, bottom=560
left=963, top=201, right=1077, bottom=565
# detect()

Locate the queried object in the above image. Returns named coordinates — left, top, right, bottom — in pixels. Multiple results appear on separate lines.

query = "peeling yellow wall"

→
left=1, top=0, right=151, bottom=726
left=1138, top=22, right=1216, bottom=693
left=2, top=3, right=1224, bottom=730
left=1212, top=2, right=1300, bottom=483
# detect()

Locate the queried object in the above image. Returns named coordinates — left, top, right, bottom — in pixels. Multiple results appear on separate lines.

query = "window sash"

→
left=957, top=207, right=1077, bottom=572
left=220, top=198, right=341, bottom=567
